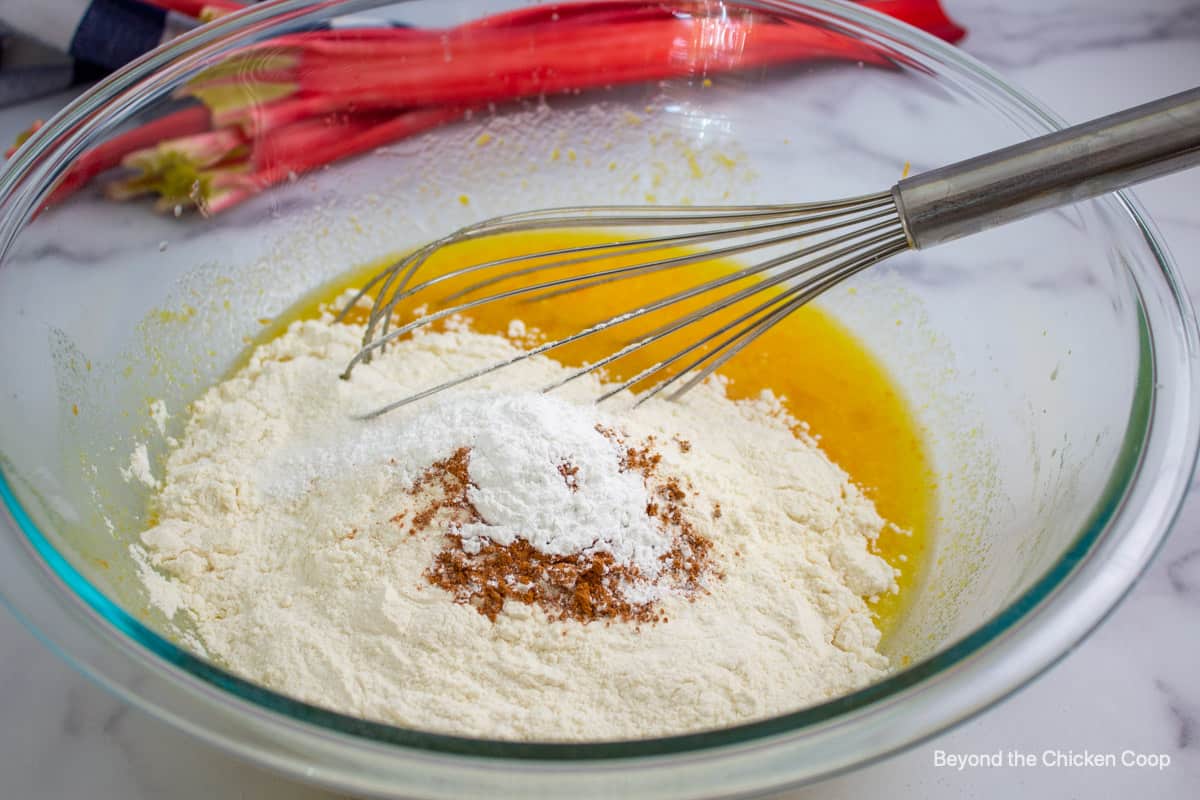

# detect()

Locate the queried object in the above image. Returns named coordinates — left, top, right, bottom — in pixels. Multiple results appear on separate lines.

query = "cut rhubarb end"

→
left=110, top=158, right=250, bottom=212
left=106, top=154, right=210, bottom=205
left=109, top=138, right=251, bottom=210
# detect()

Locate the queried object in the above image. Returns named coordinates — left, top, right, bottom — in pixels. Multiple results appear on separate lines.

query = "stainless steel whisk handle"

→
left=893, top=87, right=1200, bottom=250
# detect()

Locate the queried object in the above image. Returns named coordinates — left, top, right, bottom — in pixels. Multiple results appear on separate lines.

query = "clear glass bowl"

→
left=0, top=1, right=1196, bottom=797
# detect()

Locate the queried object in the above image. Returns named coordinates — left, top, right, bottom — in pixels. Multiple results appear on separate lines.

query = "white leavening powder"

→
left=266, top=391, right=670, bottom=580
left=135, top=312, right=899, bottom=741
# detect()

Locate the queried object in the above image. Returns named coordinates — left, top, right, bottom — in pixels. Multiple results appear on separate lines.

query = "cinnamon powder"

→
left=411, top=433, right=715, bottom=625
left=557, top=461, right=580, bottom=493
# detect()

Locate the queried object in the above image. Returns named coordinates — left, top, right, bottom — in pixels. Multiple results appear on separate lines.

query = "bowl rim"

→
left=0, top=0, right=1197, bottom=788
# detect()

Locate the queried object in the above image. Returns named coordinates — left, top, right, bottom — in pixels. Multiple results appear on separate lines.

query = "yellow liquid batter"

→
left=256, top=230, right=934, bottom=639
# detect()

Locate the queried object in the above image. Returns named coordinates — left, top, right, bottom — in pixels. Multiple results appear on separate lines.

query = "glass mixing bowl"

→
left=0, top=1, right=1196, bottom=797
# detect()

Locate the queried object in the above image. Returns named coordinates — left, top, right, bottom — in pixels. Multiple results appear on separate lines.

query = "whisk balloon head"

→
left=340, top=191, right=910, bottom=417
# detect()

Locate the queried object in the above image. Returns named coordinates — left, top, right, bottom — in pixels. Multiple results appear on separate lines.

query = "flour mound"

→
left=136, top=316, right=898, bottom=741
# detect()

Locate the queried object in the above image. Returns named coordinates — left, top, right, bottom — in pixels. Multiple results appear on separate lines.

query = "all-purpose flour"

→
left=135, top=310, right=898, bottom=740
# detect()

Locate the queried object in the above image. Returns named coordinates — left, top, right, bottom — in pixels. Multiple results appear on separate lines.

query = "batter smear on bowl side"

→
left=132, top=234, right=933, bottom=741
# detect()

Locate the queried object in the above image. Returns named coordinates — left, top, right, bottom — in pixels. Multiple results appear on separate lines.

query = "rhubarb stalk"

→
left=9, top=0, right=966, bottom=215
left=194, top=17, right=892, bottom=123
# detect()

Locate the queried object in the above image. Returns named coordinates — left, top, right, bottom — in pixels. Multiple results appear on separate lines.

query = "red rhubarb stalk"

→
left=463, top=1, right=680, bottom=29
left=207, top=107, right=463, bottom=213
left=202, top=0, right=928, bottom=88
left=108, top=107, right=462, bottom=213
left=193, top=18, right=888, bottom=114
left=288, top=0, right=964, bottom=42
left=214, top=94, right=344, bottom=137
left=193, top=1, right=963, bottom=123
left=14, top=0, right=966, bottom=215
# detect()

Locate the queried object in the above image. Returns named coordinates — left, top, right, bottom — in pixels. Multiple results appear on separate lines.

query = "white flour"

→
left=135, top=312, right=899, bottom=741
left=121, top=443, right=159, bottom=489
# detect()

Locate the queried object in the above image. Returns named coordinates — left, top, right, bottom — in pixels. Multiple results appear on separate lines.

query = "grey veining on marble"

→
left=1, top=0, right=1198, bottom=797
left=955, top=0, right=1200, bottom=69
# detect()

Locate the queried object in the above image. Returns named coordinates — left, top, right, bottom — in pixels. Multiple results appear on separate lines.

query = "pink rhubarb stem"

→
left=198, top=1, right=964, bottom=124
left=207, top=107, right=463, bottom=213
left=463, top=1, right=729, bottom=30
left=199, top=18, right=889, bottom=115
left=215, top=94, right=357, bottom=137
left=30, top=0, right=967, bottom=215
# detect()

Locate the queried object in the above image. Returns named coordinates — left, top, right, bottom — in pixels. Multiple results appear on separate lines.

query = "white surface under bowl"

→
left=0, top=1, right=1195, bottom=797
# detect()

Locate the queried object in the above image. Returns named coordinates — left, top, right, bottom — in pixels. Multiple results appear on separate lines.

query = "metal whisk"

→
left=341, top=88, right=1200, bottom=418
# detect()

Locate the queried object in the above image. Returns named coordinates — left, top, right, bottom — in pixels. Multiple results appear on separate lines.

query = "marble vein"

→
left=1166, top=548, right=1200, bottom=597
left=954, top=1, right=1200, bottom=69
left=1156, top=679, right=1198, bottom=750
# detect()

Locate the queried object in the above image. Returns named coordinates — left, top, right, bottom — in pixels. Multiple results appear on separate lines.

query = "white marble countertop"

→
left=1, top=0, right=1197, bottom=797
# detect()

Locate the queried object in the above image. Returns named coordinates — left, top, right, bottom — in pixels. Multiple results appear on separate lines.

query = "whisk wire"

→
left=592, top=279, right=817, bottom=404
left=354, top=197, right=896, bottom=341
left=341, top=193, right=894, bottom=346
left=343, top=192, right=910, bottom=414
left=343, top=207, right=900, bottom=378
left=629, top=235, right=909, bottom=406
left=539, top=249, right=818, bottom=397
left=539, top=224, right=906, bottom=398
left=438, top=207, right=881, bottom=304
left=579, top=216, right=902, bottom=341
left=655, top=235, right=911, bottom=403
left=514, top=206, right=899, bottom=306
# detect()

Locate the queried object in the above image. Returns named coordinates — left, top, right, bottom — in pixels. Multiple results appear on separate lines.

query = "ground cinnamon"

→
left=557, top=461, right=580, bottom=492
left=400, top=447, right=477, bottom=536
left=408, top=431, right=715, bottom=625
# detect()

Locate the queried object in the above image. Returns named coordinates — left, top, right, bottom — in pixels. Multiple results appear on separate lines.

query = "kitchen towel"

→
left=0, top=0, right=227, bottom=106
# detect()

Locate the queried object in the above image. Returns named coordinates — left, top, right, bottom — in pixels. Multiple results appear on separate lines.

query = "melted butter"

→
left=253, top=230, right=934, bottom=642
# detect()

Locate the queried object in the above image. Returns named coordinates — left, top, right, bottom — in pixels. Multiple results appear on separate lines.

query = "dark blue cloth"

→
left=69, top=0, right=166, bottom=70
